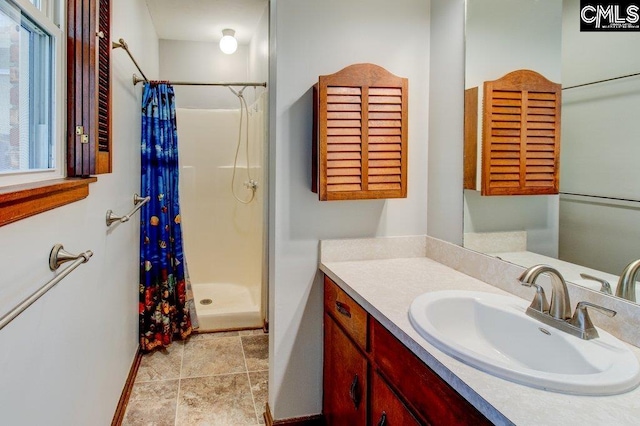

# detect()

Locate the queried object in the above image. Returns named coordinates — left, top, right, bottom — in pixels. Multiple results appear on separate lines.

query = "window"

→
left=0, top=0, right=63, bottom=186
left=0, top=0, right=108, bottom=227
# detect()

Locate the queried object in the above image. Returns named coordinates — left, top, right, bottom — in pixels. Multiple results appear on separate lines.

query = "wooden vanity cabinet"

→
left=323, top=276, right=491, bottom=426
left=371, top=371, right=420, bottom=426
left=323, top=314, right=368, bottom=425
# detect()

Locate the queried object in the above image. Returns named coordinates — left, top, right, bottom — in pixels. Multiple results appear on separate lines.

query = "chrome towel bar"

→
left=0, top=245, right=93, bottom=331
left=106, top=193, right=150, bottom=226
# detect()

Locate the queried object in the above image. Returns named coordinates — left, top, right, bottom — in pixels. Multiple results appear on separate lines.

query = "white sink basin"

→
left=408, top=290, right=640, bottom=395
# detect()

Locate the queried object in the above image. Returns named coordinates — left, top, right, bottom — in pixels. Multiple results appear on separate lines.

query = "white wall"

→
left=558, top=0, right=640, bottom=274
left=462, top=0, right=562, bottom=258
left=464, top=190, right=560, bottom=256
left=0, top=0, right=158, bottom=424
left=465, top=0, right=562, bottom=88
left=249, top=3, right=269, bottom=105
left=427, top=0, right=464, bottom=244
left=270, top=0, right=430, bottom=419
left=159, top=40, right=249, bottom=109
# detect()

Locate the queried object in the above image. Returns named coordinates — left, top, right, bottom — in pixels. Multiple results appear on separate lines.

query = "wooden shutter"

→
left=314, top=64, right=408, bottom=201
left=96, top=0, right=111, bottom=173
left=67, top=0, right=111, bottom=177
left=482, top=69, right=561, bottom=196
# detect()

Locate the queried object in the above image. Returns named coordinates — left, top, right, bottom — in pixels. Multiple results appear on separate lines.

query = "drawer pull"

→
left=336, top=301, right=352, bottom=318
left=377, top=412, right=387, bottom=426
left=349, top=374, right=361, bottom=409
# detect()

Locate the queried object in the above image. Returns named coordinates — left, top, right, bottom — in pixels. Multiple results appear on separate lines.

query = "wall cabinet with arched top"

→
left=465, top=69, right=562, bottom=196
left=312, top=63, right=408, bottom=201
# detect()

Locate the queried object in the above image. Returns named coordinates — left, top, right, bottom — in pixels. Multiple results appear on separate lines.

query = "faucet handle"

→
left=569, top=301, right=617, bottom=339
left=580, top=273, right=613, bottom=295
left=520, top=282, right=550, bottom=313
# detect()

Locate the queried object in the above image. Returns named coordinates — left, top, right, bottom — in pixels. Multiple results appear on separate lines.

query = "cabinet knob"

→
left=349, top=374, right=361, bottom=409
left=377, top=411, right=387, bottom=426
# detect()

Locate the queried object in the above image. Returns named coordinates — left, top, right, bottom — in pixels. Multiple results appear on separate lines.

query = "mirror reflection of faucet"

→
left=519, top=265, right=616, bottom=340
left=616, top=259, right=640, bottom=303
left=579, top=273, right=613, bottom=295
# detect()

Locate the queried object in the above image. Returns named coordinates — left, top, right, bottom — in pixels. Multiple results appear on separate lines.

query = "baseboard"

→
left=264, top=403, right=323, bottom=426
left=111, top=347, right=143, bottom=426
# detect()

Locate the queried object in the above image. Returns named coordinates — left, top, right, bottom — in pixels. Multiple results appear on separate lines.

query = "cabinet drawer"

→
left=324, top=276, right=368, bottom=350
left=372, top=320, right=491, bottom=426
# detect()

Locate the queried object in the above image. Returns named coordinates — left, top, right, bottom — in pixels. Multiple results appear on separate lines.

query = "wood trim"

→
left=264, top=403, right=324, bottom=426
left=0, top=177, right=97, bottom=227
left=111, top=347, right=143, bottom=426
left=312, top=84, right=319, bottom=194
left=464, top=87, right=478, bottom=190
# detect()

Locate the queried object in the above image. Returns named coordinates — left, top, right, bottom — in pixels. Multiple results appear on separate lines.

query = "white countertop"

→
left=320, top=256, right=640, bottom=426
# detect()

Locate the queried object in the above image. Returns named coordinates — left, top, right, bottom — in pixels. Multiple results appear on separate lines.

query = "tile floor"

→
left=122, top=329, right=268, bottom=426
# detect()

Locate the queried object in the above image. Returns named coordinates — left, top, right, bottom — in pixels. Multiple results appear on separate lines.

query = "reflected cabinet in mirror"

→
left=463, top=0, right=640, bottom=303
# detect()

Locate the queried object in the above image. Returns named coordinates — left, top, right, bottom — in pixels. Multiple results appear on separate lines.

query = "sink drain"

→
left=200, top=299, right=213, bottom=305
left=539, top=327, right=551, bottom=335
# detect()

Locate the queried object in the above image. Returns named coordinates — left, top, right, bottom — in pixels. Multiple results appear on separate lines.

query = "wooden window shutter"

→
left=67, top=0, right=111, bottom=177
left=313, top=64, right=408, bottom=201
left=481, top=69, right=561, bottom=196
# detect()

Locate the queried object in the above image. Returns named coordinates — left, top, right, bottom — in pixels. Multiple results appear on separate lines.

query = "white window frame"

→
left=0, top=0, right=64, bottom=187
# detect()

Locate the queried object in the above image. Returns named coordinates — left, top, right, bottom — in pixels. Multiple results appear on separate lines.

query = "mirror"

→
left=463, top=0, right=640, bottom=303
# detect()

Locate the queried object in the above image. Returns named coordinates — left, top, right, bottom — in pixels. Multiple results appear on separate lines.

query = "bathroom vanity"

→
left=319, top=236, right=640, bottom=425
left=323, top=276, right=491, bottom=425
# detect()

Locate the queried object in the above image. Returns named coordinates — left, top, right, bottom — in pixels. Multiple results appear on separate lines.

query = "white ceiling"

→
left=145, top=0, right=268, bottom=44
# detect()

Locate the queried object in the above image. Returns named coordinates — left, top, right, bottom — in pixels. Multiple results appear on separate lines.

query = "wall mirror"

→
left=463, top=0, right=640, bottom=303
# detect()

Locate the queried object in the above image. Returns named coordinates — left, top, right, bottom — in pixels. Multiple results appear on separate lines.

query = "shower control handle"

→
left=244, top=180, right=258, bottom=191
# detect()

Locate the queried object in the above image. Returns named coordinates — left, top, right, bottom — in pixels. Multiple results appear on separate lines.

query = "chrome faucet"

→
left=616, top=259, right=640, bottom=302
left=519, top=265, right=571, bottom=320
left=518, top=264, right=616, bottom=340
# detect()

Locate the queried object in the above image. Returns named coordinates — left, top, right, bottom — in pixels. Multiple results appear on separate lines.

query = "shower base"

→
left=192, top=282, right=262, bottom=332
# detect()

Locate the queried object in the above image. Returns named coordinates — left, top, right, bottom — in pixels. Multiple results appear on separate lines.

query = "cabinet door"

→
left=323, top=314, right=367, bottom=426
left=371, top=371, right=420, bottom=426
left=372, top=320, right=491, bottom=426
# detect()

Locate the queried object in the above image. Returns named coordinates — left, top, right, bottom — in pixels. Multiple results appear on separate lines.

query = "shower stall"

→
left=177, top=92, right=267, bottom=332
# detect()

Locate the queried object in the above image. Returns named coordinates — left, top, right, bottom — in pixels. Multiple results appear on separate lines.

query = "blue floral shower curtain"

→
left=139, top=82, right=195, bottom=351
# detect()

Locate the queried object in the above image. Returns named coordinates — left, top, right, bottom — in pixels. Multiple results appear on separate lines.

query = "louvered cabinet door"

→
left=481, top=69, right=560, bottom=196
left=67, top=0, right=111, bottom=176
left=96, top=0, right=112, bottom=174
left=316, top=64, right=408, bottom=201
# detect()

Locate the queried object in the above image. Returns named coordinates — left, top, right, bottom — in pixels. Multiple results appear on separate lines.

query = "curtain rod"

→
left=562, top=71, right=640, bottom=90
left=132, top=73, right=267, bottom=88
left=112, top=37, right=267, bottom=89
left=112, top=38, right=149, bottom=82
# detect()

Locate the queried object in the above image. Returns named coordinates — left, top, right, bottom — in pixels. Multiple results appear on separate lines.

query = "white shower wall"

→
left=177, top=96, right=265, bottom=331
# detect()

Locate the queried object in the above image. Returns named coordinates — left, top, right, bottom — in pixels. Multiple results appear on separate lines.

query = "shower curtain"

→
left=139, top=82, right=196, bottom=352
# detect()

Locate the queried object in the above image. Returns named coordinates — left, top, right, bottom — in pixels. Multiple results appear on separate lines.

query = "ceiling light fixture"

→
left=219, top=29, right=238, bottom=54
